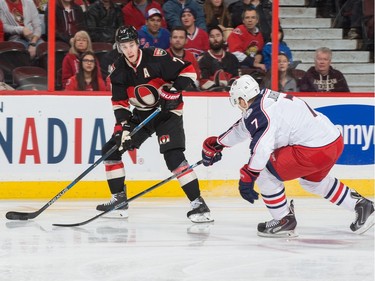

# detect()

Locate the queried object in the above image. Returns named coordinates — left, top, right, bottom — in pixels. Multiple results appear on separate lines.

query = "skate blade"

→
left=353, top=212, right=374, bottom=235
left=257, top=229, right=299, bottom=238
left=188, top=212, right=214, bottom=223
left=102, top=209, right=129, bottom=219
left=187, top=222, right=214, bottom=234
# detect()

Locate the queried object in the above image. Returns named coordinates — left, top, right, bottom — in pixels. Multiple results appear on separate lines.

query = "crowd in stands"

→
left=0, top=0, right=372, bottom=92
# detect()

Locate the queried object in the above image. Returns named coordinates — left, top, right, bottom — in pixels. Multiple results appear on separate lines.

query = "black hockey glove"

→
left=113, top=123, right=135, bottom=152
left=239, top=164, right=259, bottom=204
left=202, top=136, right=224, bottom=166
left=159, top=86, right=182, bottom=111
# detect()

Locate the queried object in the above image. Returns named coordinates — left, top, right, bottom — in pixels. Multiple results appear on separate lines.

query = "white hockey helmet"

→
left=229, top=75, right=260, bottom=107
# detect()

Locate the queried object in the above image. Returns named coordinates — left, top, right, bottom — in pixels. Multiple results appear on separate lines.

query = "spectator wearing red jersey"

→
left=61, top=30, right=97, bottom=89
left=122, top=0, right=166, bottom=31
left=227, top=7, right=265, bottom=71
left=65, top=51, right=107, bottom=91
left=167, top=26, right=201, bottom=90
left=180, top=8, right=209, bottom=59
left=228, top=0, right=272, bottom=43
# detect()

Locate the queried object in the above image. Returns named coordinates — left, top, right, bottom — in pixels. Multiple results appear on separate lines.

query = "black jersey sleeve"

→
left=150, top=48, right=197, bottom=90
left=109, top=59, right=132, bottom=124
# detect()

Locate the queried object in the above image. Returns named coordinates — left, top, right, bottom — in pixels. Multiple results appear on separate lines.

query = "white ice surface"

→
left=1, top=198, right=374, bottom=281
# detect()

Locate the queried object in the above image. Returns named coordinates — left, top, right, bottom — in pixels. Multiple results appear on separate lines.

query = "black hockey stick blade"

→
left=5, top=108, right=161, bottom=221
left=6, top=211, right=38, bottom=221
left=53, top=160, right=203, bottom=227
left=5, top=186, right=73, bottom=220
left=5, top=146, right=116, bottom=221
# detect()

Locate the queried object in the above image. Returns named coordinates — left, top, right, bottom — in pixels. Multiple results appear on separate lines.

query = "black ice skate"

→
left=257, top=200, right=298, bottom=238
left=187, top=196, right=214, bottom=223
left=96, top=191, right=129, bottom=218
left=350, top=191, right=374, bottom=234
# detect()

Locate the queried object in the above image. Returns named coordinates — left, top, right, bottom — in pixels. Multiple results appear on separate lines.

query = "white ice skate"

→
left=187, top=196, right=214, bottom=223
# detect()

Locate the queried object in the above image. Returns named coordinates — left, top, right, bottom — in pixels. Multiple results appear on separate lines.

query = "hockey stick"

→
left=5, top=108, right=161, bottom=221
left=53, top=160, right=203, bottom=227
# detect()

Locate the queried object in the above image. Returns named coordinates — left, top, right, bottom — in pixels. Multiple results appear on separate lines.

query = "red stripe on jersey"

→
left=263, top=194, right=286, bottom=205
left=179, top=64, right=198, bottom=81
left=105, top=162, right=124, bottom=172
left=112, top=99, right=130, bottom=108
left=330, top=182, right=344, bottom=203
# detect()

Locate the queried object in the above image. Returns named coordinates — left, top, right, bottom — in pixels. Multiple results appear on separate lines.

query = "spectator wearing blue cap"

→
left=138, top=8, right=171, bottom=49
left=162, top=0, right=207, bottom=31
left=122, top=0, right=167, bottom=31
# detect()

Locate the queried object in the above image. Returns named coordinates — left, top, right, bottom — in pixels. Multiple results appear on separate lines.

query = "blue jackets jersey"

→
left=218, top=89, right=340, bottom=172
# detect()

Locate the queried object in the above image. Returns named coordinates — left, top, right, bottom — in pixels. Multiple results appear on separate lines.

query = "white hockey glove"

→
left=114, top=123, right=133, bottom=152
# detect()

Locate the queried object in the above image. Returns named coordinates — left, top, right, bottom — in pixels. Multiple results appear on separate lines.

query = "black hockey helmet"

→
left=116, top=25, right=139, bottom=44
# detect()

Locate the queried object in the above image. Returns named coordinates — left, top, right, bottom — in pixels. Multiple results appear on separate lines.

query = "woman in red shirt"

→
left=65, top=51, right=107, bottom=91
left=61, top=30, right=95, bottom=89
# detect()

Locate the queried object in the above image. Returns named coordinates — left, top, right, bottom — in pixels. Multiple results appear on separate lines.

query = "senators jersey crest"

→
left=153, top=48, right=167, bottom=56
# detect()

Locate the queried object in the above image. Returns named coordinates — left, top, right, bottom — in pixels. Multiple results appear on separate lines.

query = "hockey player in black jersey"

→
left=96, top=25, right=213, bottom=223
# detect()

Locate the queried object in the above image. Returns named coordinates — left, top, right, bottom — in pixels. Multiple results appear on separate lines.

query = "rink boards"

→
left=0, top=92, right=373, bottom=198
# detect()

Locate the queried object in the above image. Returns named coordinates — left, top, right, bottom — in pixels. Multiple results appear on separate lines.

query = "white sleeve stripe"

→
left=179, top=72, right=197, bottom=81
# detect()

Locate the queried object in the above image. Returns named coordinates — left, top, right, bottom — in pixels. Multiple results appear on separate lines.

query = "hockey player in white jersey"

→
left=202, top=75, right=374, bottom=237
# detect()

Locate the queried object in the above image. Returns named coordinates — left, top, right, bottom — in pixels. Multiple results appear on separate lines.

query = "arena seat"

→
left=92, top=42, right=114, bottom=64
left=239, top=67, right=266, bottom=84
left=291, top=69, right=306, bottom=82
left=36, top=41, right=69, bottom=90
left=0, top=41, right=31, bottom=84
left=16, top=83, right=48, bottom=90
left=12, top=66, right=48, bottom=88
left=36, top=41, right=70, bottom=70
